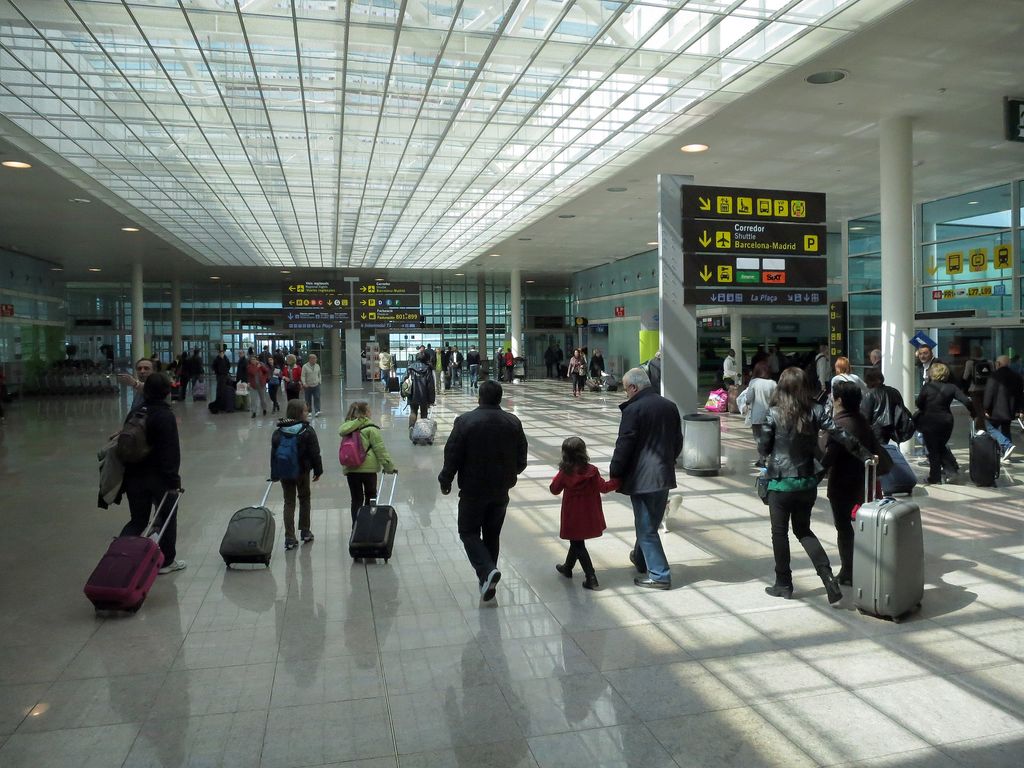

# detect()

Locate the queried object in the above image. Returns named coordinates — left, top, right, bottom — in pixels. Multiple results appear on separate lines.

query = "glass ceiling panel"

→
left=0, top=0, right=907, bottom=269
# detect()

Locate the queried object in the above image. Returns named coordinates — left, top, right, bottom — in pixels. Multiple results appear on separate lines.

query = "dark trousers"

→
left=572, top=373, right=586, bottom=394
left=563, top=540, right=595, bottom=576
left=970, top=391, right=986, bottom=430
left=457, top=495, right=508, bottom=583
left=268, top=382, right=281, bottom=411
left=281, top=473, right=311, bottom=539
left=919, top=417, right=956, bottom=482
left=828, top=496, right=855, bottom=579
left=546, top=362, right=556, bottom=378
left=122, top=482, right=177, bottom=563
left=347, top=472, right=378, bottom=524
left=768, top=488, right=830, bottom=587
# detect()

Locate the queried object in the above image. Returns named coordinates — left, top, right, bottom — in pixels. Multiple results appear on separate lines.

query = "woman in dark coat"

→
left=823, top=380, right=887, bottom=585
left=405, top=349, right=436, bottom=430
left=119, top=372, right=185, bottom=573
left=758, top=367, right=870, bottom=603
left=915, top=362, right=974, bottom=484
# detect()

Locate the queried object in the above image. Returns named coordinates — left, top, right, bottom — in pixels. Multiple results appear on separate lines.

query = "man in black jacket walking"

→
left=610, top=366, right=682, bottom=589
left=438, top=381, right=528, bottom=602
left=984, top=355, right=1023, bottom=462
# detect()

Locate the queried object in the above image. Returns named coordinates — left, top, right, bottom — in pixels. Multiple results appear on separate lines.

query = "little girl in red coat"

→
left=550, top=437, right=620, bottom=590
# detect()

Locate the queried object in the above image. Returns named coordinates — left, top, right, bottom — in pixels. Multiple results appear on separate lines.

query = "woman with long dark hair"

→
left=758, top=367, right=870, bottom=603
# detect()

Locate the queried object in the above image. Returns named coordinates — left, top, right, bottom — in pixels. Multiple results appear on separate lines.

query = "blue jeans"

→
left=469, top=364, right=479, bottom=389
left=304, top=384, right=321, bottom=413
left=631, top=490, right=671, bottom=583
left=985, top=420, right=1012, bottom=450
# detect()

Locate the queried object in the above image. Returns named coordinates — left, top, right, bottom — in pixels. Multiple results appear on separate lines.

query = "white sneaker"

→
left=158, top=559, right=187, bottom=575
left=1002, top=445, right=1015, bottom=462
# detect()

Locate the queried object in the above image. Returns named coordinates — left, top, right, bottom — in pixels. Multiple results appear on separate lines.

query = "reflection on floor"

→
left=0, top=378, right=1022, bottom=767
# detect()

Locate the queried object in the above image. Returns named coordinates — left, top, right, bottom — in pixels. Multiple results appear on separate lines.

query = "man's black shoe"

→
left=555, top=564, right=572, bottom=579
left=633, top=577, right=670, bottom=590
left=481, top=569, right=501, bottom=601
left=628, top=548, right=647, bottom=574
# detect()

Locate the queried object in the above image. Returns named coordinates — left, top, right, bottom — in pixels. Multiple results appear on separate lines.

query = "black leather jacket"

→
left=757, top=403, right=869, bottom=480
left=861, top=384, right=905, bottom=444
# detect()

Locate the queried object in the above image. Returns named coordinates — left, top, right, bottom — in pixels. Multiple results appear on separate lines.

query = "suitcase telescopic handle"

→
left=148, top=489, right=184, bottom=543
left=372, top=471, right=398, bottom=507
left=260, top=479, right=275, bottom=508
left=864, top=456, right=878, bottom=503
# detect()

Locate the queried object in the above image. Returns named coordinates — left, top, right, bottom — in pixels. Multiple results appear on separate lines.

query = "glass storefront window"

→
left=921, top=184, right=1011, bottom=243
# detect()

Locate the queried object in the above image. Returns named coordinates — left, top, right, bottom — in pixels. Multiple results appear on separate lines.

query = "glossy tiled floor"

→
left=1, top=378, right=1022, bottom=767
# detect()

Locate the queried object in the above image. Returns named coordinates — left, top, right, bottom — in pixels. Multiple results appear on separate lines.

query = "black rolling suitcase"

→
left=387, top=375, right=399, bottom=393
left=969, top=429, right=1000, bottom=487
left=349, top=473, right=398, bottom=562
left=220, top=481, right=276, bottom=567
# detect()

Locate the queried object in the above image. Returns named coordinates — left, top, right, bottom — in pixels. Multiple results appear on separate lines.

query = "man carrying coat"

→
left=610, top=366, right=682, bottom=589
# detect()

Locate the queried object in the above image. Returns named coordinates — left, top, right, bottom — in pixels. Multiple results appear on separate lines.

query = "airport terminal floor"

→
left=1, top=378, right=1022, bottom=768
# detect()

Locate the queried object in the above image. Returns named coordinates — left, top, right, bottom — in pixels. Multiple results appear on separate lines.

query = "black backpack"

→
left=971, top=359, right=992, bottom=389
left=116, top=407, right=150, bottom=464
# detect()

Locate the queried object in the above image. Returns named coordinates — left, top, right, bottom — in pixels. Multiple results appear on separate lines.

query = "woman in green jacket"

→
left=339, top=401, right=397, bottom=523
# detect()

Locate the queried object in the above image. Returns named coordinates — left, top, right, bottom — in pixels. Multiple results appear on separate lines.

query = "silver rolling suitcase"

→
left=852, top=458, right=924, bottom=621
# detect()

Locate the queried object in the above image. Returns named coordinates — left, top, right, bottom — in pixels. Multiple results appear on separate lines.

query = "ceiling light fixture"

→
left=50, top=267, right=63, bottom=272
left=121, top=226, right=140, bottom=232
left=849, top=226, right=865, bottom=231
left=1, top=160, right=31, bottom=169
left=279, top=269, right=291, bottom=274
left=454, top=272, right=464, bottom=276
left=805, top=69, right=848, bottom=85
left=87, top=267, right=102, bottom=272
left=68, top=197, right=91, bottom=204
left=967, top=201, right=979, bottom=205
left=647, top=241, right=659, bottom=246
left=489, top=253, right=501, bottom=257
left=210, top=276, right=221, bottom=280
left=525, top=280, right=535, bottom=284
left=679, top=143, right=709, bottom=153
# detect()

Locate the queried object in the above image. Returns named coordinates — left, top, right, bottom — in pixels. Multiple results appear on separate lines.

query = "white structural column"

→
left=329, top=328, right=341, bottom=376
left=131, top=262, right=145, bottom=363
left=729, top=311, right=743, bottom=369
left=658, top=174, right=698, bottom=413
left=509, top=268, right=522, bottom=358
left=171, top=278, right=183, bottom=357
left=477, top=273, right=488, bottom=354
left=879, top=116, right=915, bottom=401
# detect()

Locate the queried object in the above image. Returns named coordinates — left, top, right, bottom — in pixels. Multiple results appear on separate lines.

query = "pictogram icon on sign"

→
left=717, top=265, right=733, bottom=282
left=945, top=251, right=963, bottom=275
left=698, top=196, right=711, bottom=211
left=737, top=197, right=752, bottom=215
left=717, top=196, right=732, bottom=214
left=969, top=248, right=988, bottom=272
left=774, top=199, right=789, bottom=217
left=994, top=244, right=1012, bottom=269
left=757, top=198, right=772, bottom=215
left=804, top=234, right=819, bottom=252
left=791, top=200, right=806, bottom=218
left=716, top=231, right=731, bottom=249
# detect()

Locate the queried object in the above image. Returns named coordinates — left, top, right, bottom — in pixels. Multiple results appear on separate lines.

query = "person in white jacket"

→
left=722, top=349, right=739, bottom=386
left=301, top=353, right=322, bottom=416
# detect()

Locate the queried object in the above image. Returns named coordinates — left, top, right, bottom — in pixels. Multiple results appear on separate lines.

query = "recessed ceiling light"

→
left=210, top=276, right=221, bottom=280
left=606, top=186, right=628, bottom=192
left=679, top=143, right=709, bottom=153
left=558, top=214, right=575, bottom=219
left=647, top=241, right=659, bottom=246
left=489, top=253, right=501, bottom=257
left=88, top=267, right=102, bottom=272
left=805, top=69, right=848, bottom=85
left=525, top=280, right=535, bottom=284
left=68, top=197, right=91, bottom=204
left=1, top=160, right=31, bottom=169
left=454, top=272, right=464, bottom=276
left=50, top=267, right=63, bottom=272
left=280, top=269, right=291, bottom=274
left=121, top=226, right=140, bottom=232
left=967, top=200, right=979, bottom=205
left=849, top=226, right=865, bottom=231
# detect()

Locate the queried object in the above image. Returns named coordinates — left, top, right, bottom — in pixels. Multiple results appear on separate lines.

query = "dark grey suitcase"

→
left=852, top=458, right=924, bottom=621
left=349, top=474, right=398, bottom=562
left=220, top=481, right=276, bottom=567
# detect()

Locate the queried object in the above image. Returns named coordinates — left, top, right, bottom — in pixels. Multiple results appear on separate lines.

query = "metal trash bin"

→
left=682, top=412, right=721, bottom=476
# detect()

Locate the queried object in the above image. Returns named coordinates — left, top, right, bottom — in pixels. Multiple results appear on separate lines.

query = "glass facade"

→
left=846, top=214, right=881, bottom=367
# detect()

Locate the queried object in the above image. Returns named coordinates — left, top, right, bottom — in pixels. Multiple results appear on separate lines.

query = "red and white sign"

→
left=614, top=306, right=625, bottom=317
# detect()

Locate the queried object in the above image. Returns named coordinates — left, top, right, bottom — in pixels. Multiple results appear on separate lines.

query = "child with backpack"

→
left=271, top=399, right=324, bottom=551
left=338, top=401, right=397, bottom=524
left=550, top=436, right=619, bottom=590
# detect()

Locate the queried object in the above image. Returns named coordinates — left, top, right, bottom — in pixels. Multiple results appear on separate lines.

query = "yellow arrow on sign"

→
left=698, top=231, right=712, bottom=247
left=699, top=266, right=712, bottom=282
left=288, top=285, right=295, bottom=292
left=698, top=196, right=711, bottom=211
left=927, top=259, right=938, bottom=276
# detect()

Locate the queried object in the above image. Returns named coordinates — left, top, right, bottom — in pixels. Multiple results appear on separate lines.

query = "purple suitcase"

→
left=84, top=491, right=182, bottom=613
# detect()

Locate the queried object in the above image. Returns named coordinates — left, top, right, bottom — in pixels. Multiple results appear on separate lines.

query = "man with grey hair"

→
left=868, top=349, right=881, bottom=368
left=610, top=366, right=683, bottom=589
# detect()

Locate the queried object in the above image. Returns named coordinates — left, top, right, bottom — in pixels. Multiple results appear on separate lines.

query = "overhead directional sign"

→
left=684, top=221, right=826, bottom=256
left=359, top=280, right=418, bottom=295
left=683, top=253, right=827, bottom=291
left=680, top=184, right=827, bottom=306
left=681, top=185, right=826, bottom=224
left=280, top=278, right=422, bottom=329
